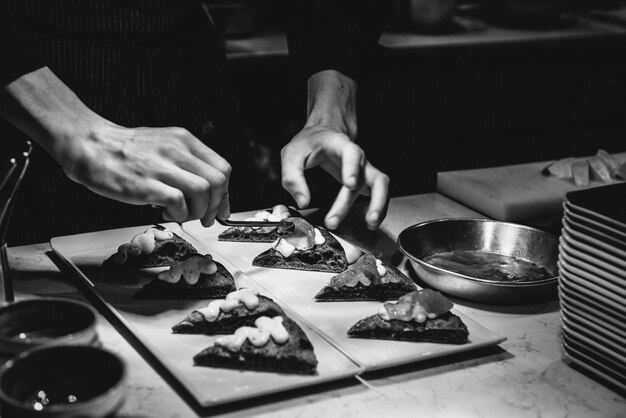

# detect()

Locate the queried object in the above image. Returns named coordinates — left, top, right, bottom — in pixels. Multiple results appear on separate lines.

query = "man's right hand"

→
left=63, top=122, right=231, bottom=226
left=1, top=67, right=230, bottom=226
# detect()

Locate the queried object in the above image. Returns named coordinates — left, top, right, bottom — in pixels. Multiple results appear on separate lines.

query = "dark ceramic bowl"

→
left=0, top=298, right=98, bottom=355
left=0, top=345, right=126, bottom=418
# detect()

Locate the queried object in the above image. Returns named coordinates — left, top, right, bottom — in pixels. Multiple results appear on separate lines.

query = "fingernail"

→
left=295, top=193, right=307, bottom=208
left=346, top=175, right=357, bottom=189
left=368, top=211, right=379, bottom=222
left=326, top=216, right=339, bottom=230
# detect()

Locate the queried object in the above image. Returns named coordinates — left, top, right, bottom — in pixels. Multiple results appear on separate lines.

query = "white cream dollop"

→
left=111, top=227, right=174, bottom=264
left=375, top=258, right=387, bottom=277
left=157, top=254, right=217, bottom=285
left=197, top=288, right=260, bottom=322
left=214, top=316, right=289, bottom=352
left=244, top=205, right=291, bottom=223
left=271, top=238, right=296, bottom=257
left=313, top=228, right=325, bottom=246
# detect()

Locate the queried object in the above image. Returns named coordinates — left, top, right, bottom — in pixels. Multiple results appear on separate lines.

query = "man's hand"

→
left=64, top=122, right=231, bottom=226
left=281, top=123, right=389, bottom=230
left=1, top=67, right=230, bottom=226
left=281, top=70, right=389, bottom=231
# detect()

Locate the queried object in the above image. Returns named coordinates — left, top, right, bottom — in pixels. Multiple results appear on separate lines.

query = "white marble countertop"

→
left=6, top=193, right=625, bottom=417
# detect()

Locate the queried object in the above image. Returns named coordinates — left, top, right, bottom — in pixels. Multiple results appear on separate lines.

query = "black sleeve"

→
left=286, top=0, right=383, bottom=83
left=0, top=7, right=44, bottom=86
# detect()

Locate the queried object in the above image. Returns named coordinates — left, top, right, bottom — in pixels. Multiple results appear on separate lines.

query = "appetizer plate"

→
left=565, top=201, right=626, bottom=235
left=559, top=289, right=626, bottom=340
left=558, top=236, right=626, bottom=282
left=561, top=319, right=626, bottom=371
left=51, top=224, right=362, bottom=409
left=565, top=183, right=626, bottom=233
left=562, top=339, right=626, bottom=392
left=558, top=249, right=626, bottom=298
left=560, top=307, right=626, bottom=358
left=557, top=258, right=625, bottom=309
left=564, top=203, right=626, bottom=242
left=184, top=218, right=506, bottom=372
left=562, top=216, right=626, bottom=258
left=560, top=228, right=626, bottom=272
left=558, top=276, right=626, bottom=320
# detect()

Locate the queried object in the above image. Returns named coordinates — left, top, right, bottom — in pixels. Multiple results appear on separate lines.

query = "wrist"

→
left=305, top=70, right=357, bottom=139
left=1, top=67, right=111, bottom=170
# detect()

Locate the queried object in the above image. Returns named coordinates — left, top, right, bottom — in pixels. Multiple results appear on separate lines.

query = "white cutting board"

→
left=436, top=152, right=626, bottom=222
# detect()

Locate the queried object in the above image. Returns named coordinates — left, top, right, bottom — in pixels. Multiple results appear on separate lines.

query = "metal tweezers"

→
left=215, top=217, right=295, bottom=234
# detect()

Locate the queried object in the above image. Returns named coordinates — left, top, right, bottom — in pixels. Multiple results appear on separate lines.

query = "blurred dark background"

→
left=206, top=0, right=626, bottom=210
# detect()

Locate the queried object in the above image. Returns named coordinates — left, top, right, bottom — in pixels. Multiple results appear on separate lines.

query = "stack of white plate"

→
left=558, top=183, right=626, bottom=393
left=558, top=184, right=626, bottom=391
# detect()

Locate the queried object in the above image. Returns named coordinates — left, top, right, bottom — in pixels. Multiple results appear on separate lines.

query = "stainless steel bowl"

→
left=398, top=218, right=558, bottom=304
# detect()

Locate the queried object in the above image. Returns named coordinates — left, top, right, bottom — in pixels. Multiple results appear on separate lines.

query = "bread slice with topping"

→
left=193, top=316, right=318, bottom=375
left=315, top=254, right=417, bottom=301
left=252, top=225, right=347, bottom=273
left=134, top=255, right=235, bottom=299
left=348, top=289, right=469, bottom=344
left=102, top=225, right=197, bottom=270
left=172, top=291, right=284, bottom=335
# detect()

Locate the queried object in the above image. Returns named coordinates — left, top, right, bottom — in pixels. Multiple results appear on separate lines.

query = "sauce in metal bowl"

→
left=423, top=250, right=553, bottom=283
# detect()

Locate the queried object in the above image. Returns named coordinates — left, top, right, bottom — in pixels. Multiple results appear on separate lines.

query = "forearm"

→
left=305, top=70, right=358, bottom=140
left=0, top=67, right=107, bottom=170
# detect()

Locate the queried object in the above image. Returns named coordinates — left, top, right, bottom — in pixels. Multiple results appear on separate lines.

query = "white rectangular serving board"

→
left=183, top=214, right=506, bottom=371
left=51, top=223, right=362, bottom=408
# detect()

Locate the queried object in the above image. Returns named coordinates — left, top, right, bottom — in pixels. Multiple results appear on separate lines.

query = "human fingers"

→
left=339, top=141, right=365, bottom=190
left=324, top=184, right=363, bottom=230
left=200, top=178, right=229, bottom=227
left=217, top=190, right=231, bottom=220
left=141, top=179, right=189, bottom=222
left=161, top=143, right=230, bottom=224
left=363, top=164, right=390, bottom=230
left=157, top=166, right=212, bottom=222
left=175, top=128, right=232, bottom=177
left=281, top=144, right=311, bottom=208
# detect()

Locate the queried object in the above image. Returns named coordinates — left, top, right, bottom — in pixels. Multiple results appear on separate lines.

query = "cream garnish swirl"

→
left=111, top=227, right=174, bottom=264
left=157, top=254, right=217, bottom=285
left=215, top=316, right=289, bottom=352
left=197, top=289, right=260, bottom=322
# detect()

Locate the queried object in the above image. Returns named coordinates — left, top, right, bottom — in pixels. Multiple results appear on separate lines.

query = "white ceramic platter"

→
left=51, top=223, right=363, bottom=408
left=561, top=339, right=626, bottom=392
left=183, top=217, right=506, bottom=372
left=557, top=259, right=626, bottom=316
left=560, top=227, right=626, bottom=272
left=564, top=203, right=626, bottom=241
left=558, top=246, right=626, bottom=298
left=558, top=289, right=626, bottom=340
